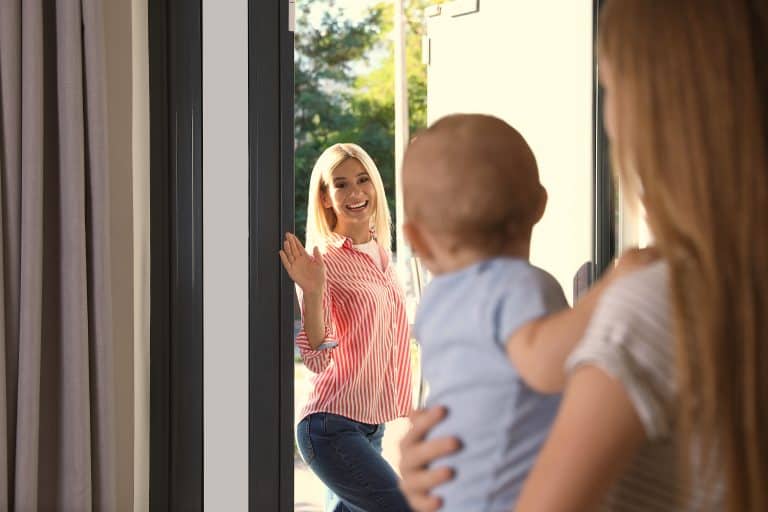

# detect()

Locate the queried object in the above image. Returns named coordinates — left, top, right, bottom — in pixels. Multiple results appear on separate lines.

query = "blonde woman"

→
left=398, top=1, right=767, bottom=511
left=280, top=143, right=412, bottom=511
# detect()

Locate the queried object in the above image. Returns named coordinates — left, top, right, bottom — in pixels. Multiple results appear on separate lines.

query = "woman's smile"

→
left=345, top=200, right=369, bottom=212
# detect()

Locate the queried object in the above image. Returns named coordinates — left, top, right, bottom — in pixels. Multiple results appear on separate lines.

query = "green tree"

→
left=294, top=2, right=384, bottom=242
left=294, top=0, right=437, bottom=245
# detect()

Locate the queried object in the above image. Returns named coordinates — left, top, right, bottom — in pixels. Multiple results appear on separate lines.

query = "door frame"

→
left=592, top=0, right=615, bottom=276
left=148, top=0, right=204, bottom=510
left=148, top=1, right=611, bottom=510
left=247, top=0, right=295, bottom=510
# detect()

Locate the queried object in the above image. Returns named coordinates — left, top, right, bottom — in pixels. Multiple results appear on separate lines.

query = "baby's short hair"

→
left=403, top=114, right=544, bottom=251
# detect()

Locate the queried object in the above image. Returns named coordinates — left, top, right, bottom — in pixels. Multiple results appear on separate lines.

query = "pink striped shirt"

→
left=295, top=233, right=413, bottom=425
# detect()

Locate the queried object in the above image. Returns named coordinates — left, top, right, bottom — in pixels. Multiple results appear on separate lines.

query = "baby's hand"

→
left=609, top=247, right=660, bottom=281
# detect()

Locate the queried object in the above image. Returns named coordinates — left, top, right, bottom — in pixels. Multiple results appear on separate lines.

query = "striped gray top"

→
left=566, top=262, right=721, bottom=511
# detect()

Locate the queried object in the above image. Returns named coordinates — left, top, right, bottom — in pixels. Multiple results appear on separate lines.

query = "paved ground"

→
left=294, top=363, right=410, bottom=511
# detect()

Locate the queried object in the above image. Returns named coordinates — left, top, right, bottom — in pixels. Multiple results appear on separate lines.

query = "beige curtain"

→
left=0, top=0, right=117, bottom=510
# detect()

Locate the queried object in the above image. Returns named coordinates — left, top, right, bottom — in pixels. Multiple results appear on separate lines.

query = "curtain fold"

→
left=0, top=0, right=117, bottom=509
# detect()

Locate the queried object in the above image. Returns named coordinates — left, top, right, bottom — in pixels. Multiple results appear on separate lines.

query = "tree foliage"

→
left=294, top=0, right=436, bottom=244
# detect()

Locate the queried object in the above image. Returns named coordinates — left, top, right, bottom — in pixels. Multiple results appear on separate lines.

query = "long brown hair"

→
left=600, top=1, right=768, bottom=510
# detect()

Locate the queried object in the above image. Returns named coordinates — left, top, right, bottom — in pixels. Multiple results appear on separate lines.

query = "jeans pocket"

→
left=322, top=412, right=340, bottom=434
left=323, top=412, right=363, bottom=435
left=296, top=417, right=316, bottom=465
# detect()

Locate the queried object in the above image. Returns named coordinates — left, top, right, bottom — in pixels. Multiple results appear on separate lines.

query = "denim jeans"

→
left=296, top=413, right=411, bottom=512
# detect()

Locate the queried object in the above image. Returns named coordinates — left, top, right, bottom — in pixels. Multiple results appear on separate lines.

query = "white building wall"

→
left=425, top=0, right=594, bottom=302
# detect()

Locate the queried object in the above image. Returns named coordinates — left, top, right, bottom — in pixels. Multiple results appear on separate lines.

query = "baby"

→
left=402, top=114, right=613, bottom=510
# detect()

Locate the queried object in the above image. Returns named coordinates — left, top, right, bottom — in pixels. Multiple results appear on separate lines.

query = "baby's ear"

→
left=403, top=221, right=432, bottom=259
left=533, top=186, right=548, bottom=223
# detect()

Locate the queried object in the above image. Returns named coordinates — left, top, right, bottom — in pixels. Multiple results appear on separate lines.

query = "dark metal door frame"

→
left=593, top=0, right=615, bottom=275
left=148, top=0, right=296, bottom=509
left=247, top=0, right=295, bottom=510
left=148, top=0, right=203, bottom=510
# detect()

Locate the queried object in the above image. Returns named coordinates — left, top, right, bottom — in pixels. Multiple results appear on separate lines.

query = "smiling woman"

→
left=328, top=161, right=374, bottom=210
left=306, top=144, right=393, bottom=252
left=323, top=159, right=377, bottom=240
left=280, top=143, right=413, bottom=511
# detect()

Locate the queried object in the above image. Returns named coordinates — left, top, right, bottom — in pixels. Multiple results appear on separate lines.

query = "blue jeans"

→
left=296, top=413, right=411, bottom=512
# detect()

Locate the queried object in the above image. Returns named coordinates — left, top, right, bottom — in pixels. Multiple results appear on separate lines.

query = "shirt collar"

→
left=327, top=229, right=377, bottom=250
left=327, top=232, right=352, bottom=249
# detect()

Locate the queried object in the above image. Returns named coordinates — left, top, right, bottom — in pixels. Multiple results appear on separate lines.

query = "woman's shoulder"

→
left=593, top=261, right=670, bottom=330
left=568, top=261, right=675, bottom=439
left=583, top=260, right=672, bottom=359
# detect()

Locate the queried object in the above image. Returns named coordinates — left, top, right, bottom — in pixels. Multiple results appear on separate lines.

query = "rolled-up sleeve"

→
left=295, top=283, right=338, bottom=373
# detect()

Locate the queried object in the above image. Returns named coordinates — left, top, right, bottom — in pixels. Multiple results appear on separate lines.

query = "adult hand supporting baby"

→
left=398, top=406, right=461, bottom=512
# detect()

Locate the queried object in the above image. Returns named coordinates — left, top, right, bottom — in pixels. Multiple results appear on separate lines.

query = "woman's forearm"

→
left=303, top=290, right=326, bottom=350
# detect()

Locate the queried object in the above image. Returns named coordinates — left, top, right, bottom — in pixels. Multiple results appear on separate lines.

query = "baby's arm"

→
left=507, top=248, right=659, bottom=393
left=506, top=275, right=612, bottom=393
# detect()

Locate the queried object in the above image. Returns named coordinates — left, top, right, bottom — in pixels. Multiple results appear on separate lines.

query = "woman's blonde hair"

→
left=305, top=143, right=392, bottom=254
left=600, top=1, right=768, bottom=510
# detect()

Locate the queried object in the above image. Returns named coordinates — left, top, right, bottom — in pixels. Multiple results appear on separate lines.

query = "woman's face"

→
left=322, top=157, right=377, bottom=230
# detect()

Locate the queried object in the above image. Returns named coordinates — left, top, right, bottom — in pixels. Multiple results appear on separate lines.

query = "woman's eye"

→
left=359, top=177, right=369, bottom=184
left=335, top=183, right=345, bottom=189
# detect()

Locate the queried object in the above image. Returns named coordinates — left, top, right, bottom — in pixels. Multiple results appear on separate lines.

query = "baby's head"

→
left=402, top=114, right=546, bottom=274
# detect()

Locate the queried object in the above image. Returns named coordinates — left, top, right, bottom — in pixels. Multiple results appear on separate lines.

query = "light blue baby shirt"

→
left=414, top=258, right=567, bottom=511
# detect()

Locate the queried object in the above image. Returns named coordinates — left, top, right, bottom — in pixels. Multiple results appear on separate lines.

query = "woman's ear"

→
left=320, top=188, right=332, bottom=209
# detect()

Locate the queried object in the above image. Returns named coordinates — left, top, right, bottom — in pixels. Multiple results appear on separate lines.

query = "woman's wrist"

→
left=300, top=278, right=325, bottom=299
left=303, top=288, right=323, bottom=299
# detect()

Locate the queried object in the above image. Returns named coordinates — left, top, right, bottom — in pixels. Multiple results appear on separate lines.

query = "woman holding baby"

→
left=280, top=143, right=412, bottom=511
left=399, top=1, right=768, bottom=511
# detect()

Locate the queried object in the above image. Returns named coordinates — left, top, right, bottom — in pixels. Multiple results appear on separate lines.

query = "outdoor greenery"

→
left=294, top=0, right=438, bottom=244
